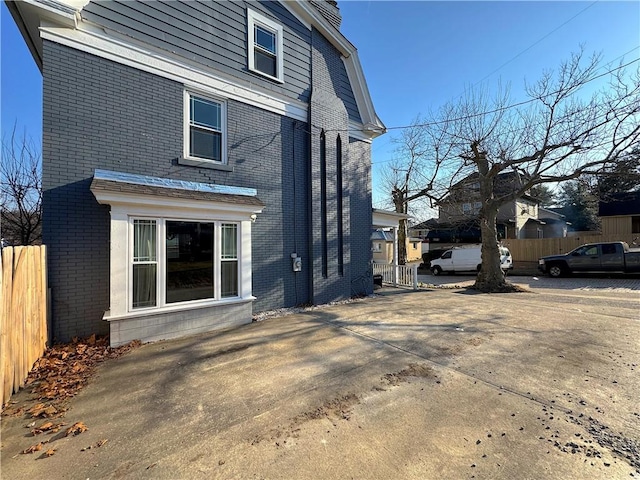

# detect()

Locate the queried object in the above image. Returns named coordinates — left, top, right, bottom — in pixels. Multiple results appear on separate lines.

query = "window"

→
left=133, top=220, right=157, bottom=308
left=441, top=250, right=452, bottom=259
left=247, top=9, right=284, bottom=82
left=185, top=92, right=226, bottom=164
left=131, top=218, right=239, bottom=310
left=633, top=216, right=640, bottom=234
left=462, top=203, right=472, bottom=214
left=372, top=242, right=382, bottom=253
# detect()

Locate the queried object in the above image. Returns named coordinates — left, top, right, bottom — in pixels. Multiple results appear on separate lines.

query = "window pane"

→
left=133, top=264, right=156, bottom=308
left=254, top=50, right=276, bottom=77
left=190, top=96, right=221, bottom=130
left=221, top=260, right=238, bottom=297
left=134, top=220, right=156, bottom=261
left=221, top=223, right=237, bottom=259
left=166, top=221, right=214, bottom=303
left=190, top=128, right=221, bottom=161
left=255, top=25, right=275, bottom=53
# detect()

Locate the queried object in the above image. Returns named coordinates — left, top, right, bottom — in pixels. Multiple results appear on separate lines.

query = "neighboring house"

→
left=371, top=230, right=421, bottom=264
left=371, top=230, right=394, bottom=264
left=9, top=0, right=385, bottom=346
left=599, top=192, right=640, bottom=236
left=408, top=220, right=431, bottom=239
left=436, top=173, right=568, bottom=239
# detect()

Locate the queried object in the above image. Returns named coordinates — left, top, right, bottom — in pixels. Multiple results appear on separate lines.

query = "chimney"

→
left=309, top=0, right=342, bottom=30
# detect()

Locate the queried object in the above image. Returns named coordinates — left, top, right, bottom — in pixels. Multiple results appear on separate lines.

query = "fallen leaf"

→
left=22, top=442, right=44, bottom=454
left=66, top=422, right=88, bottom=436
left=96, top=439, right=108, bottom=447
left=44, top=448, right=56, bottom=457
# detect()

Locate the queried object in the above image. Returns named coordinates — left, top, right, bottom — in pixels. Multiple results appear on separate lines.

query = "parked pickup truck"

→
left=538, top=242, right=640, bottom=277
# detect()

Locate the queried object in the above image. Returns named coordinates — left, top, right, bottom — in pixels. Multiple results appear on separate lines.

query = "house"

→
left=599, top=192, right=640, bottom=236
left=435, top=172, right=569, bottom=240
left=371, top=230, right=422, bottom=264
left=8, top=0, right=385, bottom=346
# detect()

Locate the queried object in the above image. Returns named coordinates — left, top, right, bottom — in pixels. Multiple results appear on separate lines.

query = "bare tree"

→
left=1, top=126, right=42, bottom=245
left=383, top=50, right=640, bottom=291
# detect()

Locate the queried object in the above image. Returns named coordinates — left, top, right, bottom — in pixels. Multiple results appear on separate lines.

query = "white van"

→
left=430, top=245, right=513, bottom=275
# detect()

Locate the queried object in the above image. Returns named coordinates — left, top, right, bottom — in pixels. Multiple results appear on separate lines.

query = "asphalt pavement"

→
left=2, top=279, right=639, bottom=479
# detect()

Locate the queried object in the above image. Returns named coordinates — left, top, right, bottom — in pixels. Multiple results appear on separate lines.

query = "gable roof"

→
left=7, top=0, right=385, bottom=137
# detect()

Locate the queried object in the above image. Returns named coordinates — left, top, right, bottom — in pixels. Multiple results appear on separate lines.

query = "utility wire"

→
left=314, top=53, right=639, bottom=137
left=472, top=1, right=600, bottom=88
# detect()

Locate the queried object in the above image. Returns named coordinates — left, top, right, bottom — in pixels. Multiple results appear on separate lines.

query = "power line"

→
left=472, top=1, right=600, bottom=88
left=317, top=51, right=639, bottom=139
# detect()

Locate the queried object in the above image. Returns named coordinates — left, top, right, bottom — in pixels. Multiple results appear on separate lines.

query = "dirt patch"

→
left=569, top=415, right=640, bottom=470
left=468, top=282, right=531, bottom=293
left=295, top=393, right=360, bottom=422
left=383, top=363, right=437, bottom=386
left=251, top=393, right=360, bottom=446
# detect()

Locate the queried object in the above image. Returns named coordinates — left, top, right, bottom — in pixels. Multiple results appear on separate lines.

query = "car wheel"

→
left=548, top=264, right=564, bottom=278
left=431, top=266, right=442, bottom=276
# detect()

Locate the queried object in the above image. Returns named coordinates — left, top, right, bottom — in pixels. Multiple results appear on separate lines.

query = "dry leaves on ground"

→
left=22, top=442, right=47, bottom=454
left=65, top=422, right=88, bottom=436
left=2, top=335, right=141, bottom=417
left=31, top=421, right=67, bottom=436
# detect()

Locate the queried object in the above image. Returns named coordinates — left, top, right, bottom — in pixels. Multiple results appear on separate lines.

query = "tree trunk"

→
left=397, top=218, right=407, bottom=265
left=392, top=187, right=408, bottom=265
left=474, top=206, right=508, bottom=292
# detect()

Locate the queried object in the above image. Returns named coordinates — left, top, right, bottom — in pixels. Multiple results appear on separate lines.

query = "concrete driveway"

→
left=2, top=280, right=639, bottom=479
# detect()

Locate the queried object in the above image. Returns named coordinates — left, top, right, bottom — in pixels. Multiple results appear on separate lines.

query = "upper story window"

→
left=185, top=92, right=226, bottom=164
left=247, top=8, right=284, bottom=82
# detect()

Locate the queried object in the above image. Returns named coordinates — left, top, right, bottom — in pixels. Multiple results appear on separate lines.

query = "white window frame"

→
left=128, top=218, right=240, bottom=313
left=183, top=90, right=228, bottom=165
left=247, top=8, right=284, bottom=83
left=94, top=198, right=258, bottom=322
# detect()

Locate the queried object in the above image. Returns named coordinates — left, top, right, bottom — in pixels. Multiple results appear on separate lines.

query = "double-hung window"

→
left=185, top=92, right=226, bottom=164
left=247, top=9, right=284, bottom=82
left=131, top=218, right=239, bottom=311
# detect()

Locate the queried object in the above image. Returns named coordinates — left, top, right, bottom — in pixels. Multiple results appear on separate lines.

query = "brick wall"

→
left=42, top=30, right=372, bottom=341
left=42, top=42, right=311, bottom=340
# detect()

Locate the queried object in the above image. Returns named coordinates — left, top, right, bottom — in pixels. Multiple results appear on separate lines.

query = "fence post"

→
left=412, top=264, right=418, bottom=290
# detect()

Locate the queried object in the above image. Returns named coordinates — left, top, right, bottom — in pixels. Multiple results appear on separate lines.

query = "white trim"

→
left=348, top=120, right=374, bottom=143
left=92, top=196, right=259, bottom=320
left=39, top=24, right=308, bottom=122
left=247, top=8, right=284, bottom=83
left=103, top=296, right=254, bottom=322
left=93, top=191, right=263, bottom=218
left=284, top=1, right=386, bottom=136
left=183, top=90, right=228, bottom=165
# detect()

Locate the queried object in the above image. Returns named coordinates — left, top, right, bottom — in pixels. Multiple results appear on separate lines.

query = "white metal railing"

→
left=373, top=263, right=418, bottom=290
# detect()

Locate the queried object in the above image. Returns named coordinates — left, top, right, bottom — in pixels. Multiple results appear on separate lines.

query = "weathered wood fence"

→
left=503, top=234, right=638, bottom=263
left=1, top=246, right=48, bottom=407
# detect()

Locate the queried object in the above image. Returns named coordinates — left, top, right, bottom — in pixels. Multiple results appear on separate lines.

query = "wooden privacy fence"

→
left=503, top=234, right=639, bottom=263
left=1, top=245, right=48, bottom=407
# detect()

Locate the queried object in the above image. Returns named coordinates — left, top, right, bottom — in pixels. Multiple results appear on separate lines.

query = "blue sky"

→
left=2, top=1, right=639, bottom=209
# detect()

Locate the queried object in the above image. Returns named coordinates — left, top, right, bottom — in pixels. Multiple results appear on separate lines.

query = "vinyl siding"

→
left=81, top=0, right=312, bottom=103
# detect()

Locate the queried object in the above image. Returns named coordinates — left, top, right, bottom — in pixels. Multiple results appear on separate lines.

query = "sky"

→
left=2, top=0, right=639, bottom=213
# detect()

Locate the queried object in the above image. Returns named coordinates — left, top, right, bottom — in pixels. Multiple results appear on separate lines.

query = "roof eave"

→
left=285, top=1, right=385, bottom=136
left=5, top=0, right=80, bottom=70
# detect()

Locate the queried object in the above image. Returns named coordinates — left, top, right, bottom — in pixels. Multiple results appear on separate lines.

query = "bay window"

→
left=131, top=218, right=239, bottom=311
